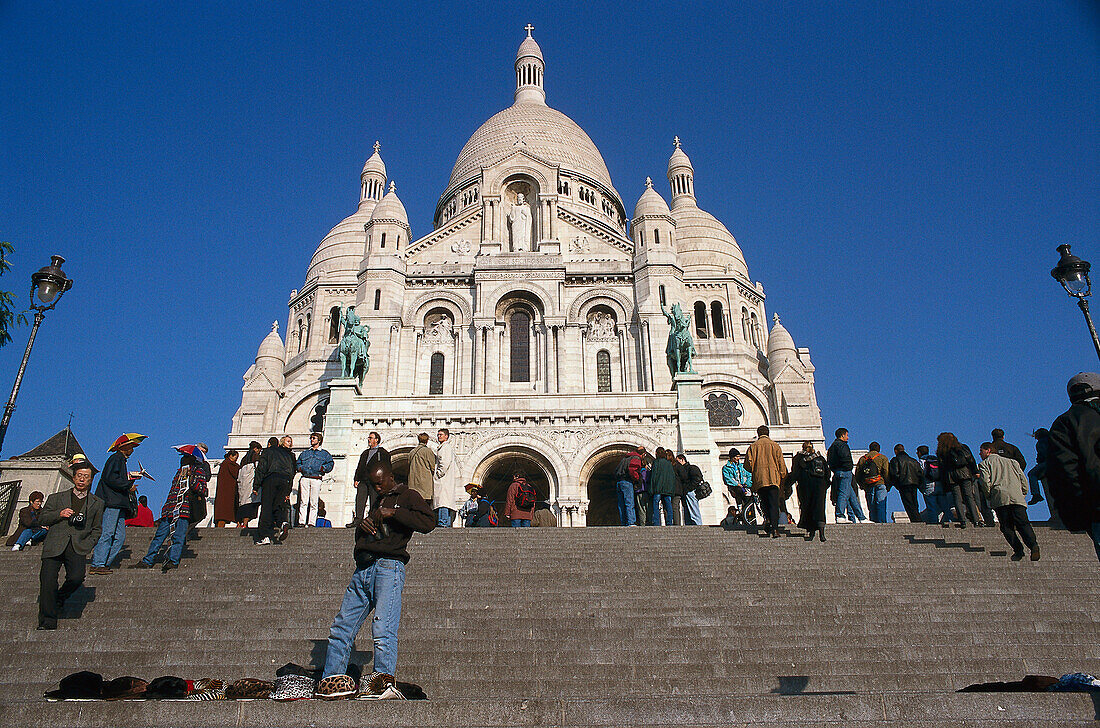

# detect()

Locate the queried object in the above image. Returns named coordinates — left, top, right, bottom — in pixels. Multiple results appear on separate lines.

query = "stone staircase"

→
left=1, top=523, right=1098, bottom=726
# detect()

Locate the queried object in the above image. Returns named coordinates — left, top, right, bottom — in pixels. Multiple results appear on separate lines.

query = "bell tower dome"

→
left=514, top=24, right=546, bottom=105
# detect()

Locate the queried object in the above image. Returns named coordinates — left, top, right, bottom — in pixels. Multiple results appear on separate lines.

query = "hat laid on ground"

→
left=270, top=674, right=316, bottom=701
left=225, top=678, right=274, bottom=700
left=108, top=433, right=146, bottom=453
left=144, top=675, right=188, bottom=699
left=101, top=676, right=148, bottom=701
left=44, top=671, right=103, bottom=701
left=183, top=678, right=226, bottom=701
left=275, top=662, right=319, bottom=679
left=314, top=674, right=357, bottom=700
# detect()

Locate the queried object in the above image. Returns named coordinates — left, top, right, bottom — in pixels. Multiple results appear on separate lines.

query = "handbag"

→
left=694, top=480, right=712, bottom=499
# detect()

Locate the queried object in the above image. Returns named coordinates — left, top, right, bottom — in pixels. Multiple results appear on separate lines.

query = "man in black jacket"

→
left=348, top=431, right=391, bottom=527
left=319, top=461, right=435, bottom=700
left=89, top=436, right=143, bottom=574
left=254, top=436, right=297, bottom=545
left=827, top=428, right=865, bottom=523
left=1047, top=372, right=1100, bottom=562
left=889, top=444, right=924, bottom=524
left=991, top=429, right=1027, bottom=471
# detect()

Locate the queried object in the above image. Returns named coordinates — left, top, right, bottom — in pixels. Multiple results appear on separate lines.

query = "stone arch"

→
left=577, top=443, right=638, bottom=526
left=488, top=282, right=556, bottom=319
left=574, top=430, right=664, bottom=478
left=567, top=287, right=633, bottom=323
left=402, top=289, right=472, bottom=328
left=465, top=433, right=567, bottom=493
left=482, top=152, right=554, bottom=193
left=281, top=386, right=330, bottom=434
left=468, top=443, right=561, bottom=514
left=701, top=375, right=770, bottom=426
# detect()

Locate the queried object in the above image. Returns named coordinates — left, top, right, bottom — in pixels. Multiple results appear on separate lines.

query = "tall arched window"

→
left=654, top=228, right=660, bottom=245
left=596, top=349, right=612, bottom=393
left=429, top=353, right=445, bottom=395
left=509, top=310, right=531, bottom=382
left=296, top=318, right=304, bottom=354
left=710, top=301, right=726, bottom=338
left=328, top=306, right=341, bottom=343
left=373, top=289, right=381, bottom=310
left=694, top=301, right=709, bottom=339
left=741, top=307, right=750, bottom=341
left=750, top=312, right=760, bottom=347
left=659, top=285, right=667, bottom=308
left=304, top=313, right=311, bottom=349
left=380, top=233, right=386, bottom=249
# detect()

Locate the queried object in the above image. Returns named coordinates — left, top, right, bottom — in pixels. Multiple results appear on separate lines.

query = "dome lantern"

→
left=514, top=24, right=546, bottom=106
left=667, top=136, right=696, bottom=209
left=360, top=141, right=387, bottom=205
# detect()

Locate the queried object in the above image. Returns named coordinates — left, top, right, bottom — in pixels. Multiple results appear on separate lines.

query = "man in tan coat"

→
left=407, top=433, right=437, bottom=506
left=746, top=425, right=788, bottom=537
left=978, top=442, right=1039, bottom=561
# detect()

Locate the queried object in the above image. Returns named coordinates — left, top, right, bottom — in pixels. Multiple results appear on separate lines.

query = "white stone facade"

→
left=225, top=28, right=825, bottom=526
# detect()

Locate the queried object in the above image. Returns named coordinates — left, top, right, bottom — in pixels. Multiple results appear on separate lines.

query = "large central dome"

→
left=447, top=104, right=616, bottom=194
left=442, top=28, right=619, bottom=205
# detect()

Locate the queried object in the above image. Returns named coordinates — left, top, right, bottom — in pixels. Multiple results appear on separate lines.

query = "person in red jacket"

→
left=124, top=495, right=155, bottom=527
left=504, top=470, right=535, bottom=527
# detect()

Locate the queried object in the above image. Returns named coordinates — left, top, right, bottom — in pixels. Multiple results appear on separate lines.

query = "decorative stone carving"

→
left=662, top=302, right=696, bottom=376
left=586, top=311, right=616, bottom=341
left=338, top=306, right=370, bottom=385
left=569, top=236, right=590, bottom=253
left=450, top=240, right=472, bottom=255
left=425, top=313, right=453, bottom=342
left=704, top=392, right=743, bottom=428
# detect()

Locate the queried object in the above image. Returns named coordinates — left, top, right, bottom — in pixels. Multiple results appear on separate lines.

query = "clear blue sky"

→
left=1, top=2, right=1098, bottom=512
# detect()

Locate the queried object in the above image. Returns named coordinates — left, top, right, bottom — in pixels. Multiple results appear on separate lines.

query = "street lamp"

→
left=1051, top=244, right=1100, bottom=361
left=0, top=255, right=73, bottom=454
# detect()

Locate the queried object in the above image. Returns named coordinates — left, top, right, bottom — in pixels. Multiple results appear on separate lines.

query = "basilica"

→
left=226, top=28, right=824, bottom=526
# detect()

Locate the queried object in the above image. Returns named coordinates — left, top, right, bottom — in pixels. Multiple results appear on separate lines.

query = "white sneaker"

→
left=255, top=537, right=273, bottom=545
left=11, top=544, right=22, bottom=551
left=834, top=516, right=848, bottom=524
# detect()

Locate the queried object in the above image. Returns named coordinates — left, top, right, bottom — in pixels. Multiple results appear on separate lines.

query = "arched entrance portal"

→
left=389, top=448, right=412, bottom=486
left=582, top=446, right=635, bottom=526
left=472, top=447, right=555, bottom=524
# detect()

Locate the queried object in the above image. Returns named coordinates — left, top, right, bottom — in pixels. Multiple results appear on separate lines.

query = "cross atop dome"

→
left=645, top=176, right=653, bottom=189
left=524, top=23, right=534, bottom=36
left=673, top=136, right=681, bottom=149
left=373, top=141, right=380, bottom=154
left=773, top=313, right=781, bottom=325
left=388, top=181, right=396, bottom=194
left=515, top=25, right=546, bottom=105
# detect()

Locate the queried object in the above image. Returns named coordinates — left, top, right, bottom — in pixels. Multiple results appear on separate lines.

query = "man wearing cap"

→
left=296, top=433, right=334, bottom=528
left=1047, top=372, right=1100, bottom=561
left=89, top=434, right=144, bottom=574
left=722, top=448, right=752, bottom=512
left=37, top=458, right=104, bottom=629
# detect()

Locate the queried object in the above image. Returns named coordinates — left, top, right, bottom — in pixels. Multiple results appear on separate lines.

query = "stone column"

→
left=325, top=377, right=361, bottom=527
left=640, top=320, right=652, bottom=391
left=486, top=324, right=500, bottom=393
left=386, top=323, right=401, bottom=393
left=549, top=325, right=560, bottom=393
left=617, top=328, right=627, bottom=392
left=673, top=372, right=722, bottom=525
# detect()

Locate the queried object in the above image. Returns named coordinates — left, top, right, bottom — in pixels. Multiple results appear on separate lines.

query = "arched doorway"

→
left=388, top=448, right=412, bottom=486
left=471, top=447, right=555, bottom=525
left=582, top=446, right=635, bottom=526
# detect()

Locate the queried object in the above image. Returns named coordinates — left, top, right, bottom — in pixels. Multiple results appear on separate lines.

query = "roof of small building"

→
left=13, top=427, right=87, bottom=463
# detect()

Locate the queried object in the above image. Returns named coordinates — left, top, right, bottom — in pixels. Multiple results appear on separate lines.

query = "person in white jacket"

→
left=434, top=429, right=463, bottom=527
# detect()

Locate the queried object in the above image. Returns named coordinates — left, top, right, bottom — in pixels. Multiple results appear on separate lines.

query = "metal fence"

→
left=0, top=480, right=22, bottom=537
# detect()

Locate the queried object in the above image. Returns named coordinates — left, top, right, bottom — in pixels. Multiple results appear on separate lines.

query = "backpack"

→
left=613, top=455, right=634, bottom=482
left=857, top=456, right=882, bottom=485
left=514, top=480, right=536, bottom=511
left=923, top=456, right=941, bottom=482
left=695, top=480, right=712, bottom=499
left=807, top=455, right=827, bottom=479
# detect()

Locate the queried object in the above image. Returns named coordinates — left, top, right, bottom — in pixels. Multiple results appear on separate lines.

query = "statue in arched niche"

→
left=508, top=192, right=532, bottom=251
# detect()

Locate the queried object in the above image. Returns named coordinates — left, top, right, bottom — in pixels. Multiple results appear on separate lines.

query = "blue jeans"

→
left=650, top=494, right=674, bottom=525
left=1026, top=466, right=1045, bottom=501
left=436, top=507, right=453, bottom=528
left=142, top=517, right=189, bottom=565
left=91, top=507, right=127, bottom=568
left=923, top=492, right=953, bottom=523
left=833, top=471, right=864, bottom=521
left=615, top=480, right=636, bottom=526
left=865, top=483, right=888, bottom=523
left=683, top=491, right=702, bottom=525
left=324, top=558, right=405, bottom=678
left=15, top=527, right=47, bottom=547
left=510, top=519, right=531, bottom=527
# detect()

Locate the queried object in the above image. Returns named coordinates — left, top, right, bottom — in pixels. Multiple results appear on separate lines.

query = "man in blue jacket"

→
left=296, top=432, right=334, bottom=528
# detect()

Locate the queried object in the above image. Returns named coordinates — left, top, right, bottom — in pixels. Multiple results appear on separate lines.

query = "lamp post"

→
left=0, top=255, right=74, bottom=455
left=1051, top=244, right=1100, bottom=361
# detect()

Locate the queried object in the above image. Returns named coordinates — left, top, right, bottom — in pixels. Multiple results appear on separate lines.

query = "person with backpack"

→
left=675, top=453, right=703, bottom=526
left=634, top=450, right=652, bottom=527
left=504, top=470, right=536, bottom=527
left=855, top=443, right=889, bottom=523
left=936, top=432, right=983, bottom=528
left=916, top=445, right=951, bottom=524
left=648, top=448, right=677, bottom=526
left=827, top=428, right=865, bottom=524
left=613, top=447, right=644, bottom=527
left=888, top=444, right=924, bottom=524
left=790, top=441, right=830, bottom=541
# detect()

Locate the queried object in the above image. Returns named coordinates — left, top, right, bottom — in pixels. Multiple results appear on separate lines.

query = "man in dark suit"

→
left=38, top=458, right=105, bottom=630
left=348, top=431, right=390, bottom=526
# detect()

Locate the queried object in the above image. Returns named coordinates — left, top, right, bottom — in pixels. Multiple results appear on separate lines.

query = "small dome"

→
left=362, top=141, right=386, bottom=178
left=306, top=204, right=373, bottom=284
left=370, top=182, right=410, bottom=228
left=767, top=314, right=798, bottom=373
left=517, top=31, right=543, bottom=63
left=671, top=205, right=749, bottom=278
left=632, top=177, right=670, bottom=219
left=257, top=322, right=285, bottom=362
left=668, top=137, right=693, bottom=175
